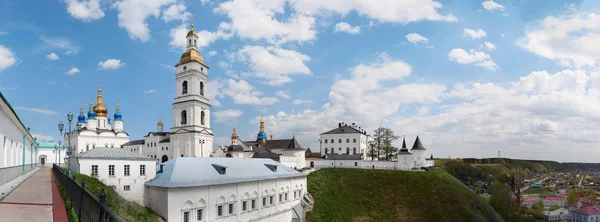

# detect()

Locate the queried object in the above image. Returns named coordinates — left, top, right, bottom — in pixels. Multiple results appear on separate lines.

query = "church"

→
left=212, top=118, right=306, bottom=169
left=122, top=21, right=214, bottom=162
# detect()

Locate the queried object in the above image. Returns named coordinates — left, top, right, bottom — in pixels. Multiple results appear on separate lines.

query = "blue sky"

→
left=2, top=0, right=600, bottom=162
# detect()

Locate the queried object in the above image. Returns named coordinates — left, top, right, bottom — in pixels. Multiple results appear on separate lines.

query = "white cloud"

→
left=214, top=109, right=243, bottom=123
left=40, top=36, right=80, bottom=55
left=98, top=59, right=124, bottom=70
left=275, top=90, right=291, bottom=99
left=237, top=45, right=311, bottom=85
left=481, top=41, right=496, bottom=51
left=66, top=67, right=80, bottom=76
left=222, top=79, right=278, bottom=106
left=111, top=0, right=176, bottom=41
left=46, top=52, right=59, bottom=60
left=334, top=22, right=360, bottom=34
left=293, top=99, right=314, bottom=105
left=463, top=28, right=486, bottom=39
left=62, top=0, right=105, bottom=21
left=144, top=89, right=157, bottom=94
left=0, top=32, right=8, bottom=35
left=0, top=45, right=17, bottom=72
left=15, top=106, right=58, bottom=115
left=405, top=33, right=428, bottom=44
left=448, top=48, right=498, bottom=71
left=518, top=13, right=600, bottom=68
left=168, top=23, right=233, bottom=50
left=161, top=4, right=191, bottom=22
left=208, top=51, right=217, bottom=57
left=482, top=0, right=505, bottom=12
left=207, top=80, right=224, bottom=107
left=31, top=134, right=54, bottom=142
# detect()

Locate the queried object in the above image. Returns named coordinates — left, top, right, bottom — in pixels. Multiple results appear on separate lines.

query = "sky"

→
left=2, top=0, right=600, bottom=162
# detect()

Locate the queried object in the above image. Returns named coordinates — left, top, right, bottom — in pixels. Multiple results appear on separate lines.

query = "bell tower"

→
left=170, top=20, right=213, bottom=158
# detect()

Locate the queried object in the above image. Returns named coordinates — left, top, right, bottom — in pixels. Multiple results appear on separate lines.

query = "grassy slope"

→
left=306, top=167, right=503, bottom=222
left=70, top=172, right=158, bottom=222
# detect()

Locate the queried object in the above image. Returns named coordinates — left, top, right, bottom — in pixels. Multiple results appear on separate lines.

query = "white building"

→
left=68, top=147, right=156, bottom=204
left=144, top=158, right=308, bottom=222
left=543, top=208, right=568, bottom=221
left=36, top=141, right=68, bottom=167
left=64, top=91, right=130, bottom=154
left=306, top=136, right=434, bottom=170
left=0, top=92, right=39, bottom=187
left=123, top=22, right=213, bottom=161
left=319, top=122, right=372, bottom=160
left=569, top=200, right=600, bottom=222
left=544, top=196, right=567, bottom=208
left=217, top=119, right=306, bottom=169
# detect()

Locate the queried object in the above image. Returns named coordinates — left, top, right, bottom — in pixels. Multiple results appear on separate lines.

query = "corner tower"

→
left=170, top=21, right=213, bottom=158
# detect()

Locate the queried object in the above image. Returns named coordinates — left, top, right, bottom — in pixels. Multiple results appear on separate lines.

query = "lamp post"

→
left=66, top=112, right=73, bottom=176
left=30, top=137, right=37, bottom=169
left=199, top=139, right=205, bottom=157
left=22, top=127, right=31, bottom=173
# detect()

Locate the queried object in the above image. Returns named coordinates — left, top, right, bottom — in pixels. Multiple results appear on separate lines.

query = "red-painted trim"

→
left=0, top=202, right=52, bottom=206
left=51, top=170, right=69, bottom=222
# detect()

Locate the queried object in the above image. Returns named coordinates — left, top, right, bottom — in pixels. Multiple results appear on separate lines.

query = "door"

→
left=41, top=157, right=45, bottom=166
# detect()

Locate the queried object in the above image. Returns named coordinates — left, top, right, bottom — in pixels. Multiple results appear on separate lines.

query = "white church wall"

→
left=75, top=158, right=156, bottom=204
left=144, top=186, right=169, bottom=218
left=305, top=159, right=422, bottom=170
left=38, top=148, right=67, bottom=167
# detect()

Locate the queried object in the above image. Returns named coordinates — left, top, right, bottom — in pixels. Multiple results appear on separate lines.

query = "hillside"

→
left=306, top=167, right=503, bottom=222
left=438, top=158, right=556, bottom=184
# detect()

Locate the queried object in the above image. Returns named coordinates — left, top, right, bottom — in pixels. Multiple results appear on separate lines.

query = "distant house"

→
left=544, top=196, right=567, bottom=208
left=542, top=208, right=568, bottom=221
left=568, top=199, right=600, bottom=221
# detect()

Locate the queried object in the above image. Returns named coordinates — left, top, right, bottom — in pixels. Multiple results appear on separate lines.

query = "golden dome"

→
left=231, top=126, right=239, bottom=140
left=157, top=114, right=164, bottom=126
left=180, top=48, right=205, bottom=65
left=93, top=87, right=108, bottom=117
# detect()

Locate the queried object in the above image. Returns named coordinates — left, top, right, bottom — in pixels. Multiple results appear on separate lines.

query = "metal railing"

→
left=52, top=164, right=121, bottom=222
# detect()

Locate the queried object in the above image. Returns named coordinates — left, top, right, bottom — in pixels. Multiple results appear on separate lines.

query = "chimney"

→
left=338, top=123, right=341, bottom=128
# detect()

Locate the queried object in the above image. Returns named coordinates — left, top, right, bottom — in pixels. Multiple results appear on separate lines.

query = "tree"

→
left=366, top=141, right=378, bottom=160
left=372, top=127, right=399, bottom=160
left=531, top=200, right=544, bottom=210
left=488, top=181, right=514, bottom=220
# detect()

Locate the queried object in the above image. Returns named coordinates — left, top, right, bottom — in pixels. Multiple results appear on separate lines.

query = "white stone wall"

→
left=73, top=158, right=156, bottom=204
left=38, top=148, right=68, bottom=167
left=305, top=158, right=433, bottom=171
left=0, top=100, right=38, bottom=169
left=147, top=177, right=307, bottom=222
left=320, top=133, right=369, bottom=159
left=66, top=131, right=129, bottom=154
left=272, top=149, right=306, bottom=168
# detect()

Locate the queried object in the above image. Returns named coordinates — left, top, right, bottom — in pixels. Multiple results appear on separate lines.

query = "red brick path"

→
left=51, top=170, right=69, bottom=222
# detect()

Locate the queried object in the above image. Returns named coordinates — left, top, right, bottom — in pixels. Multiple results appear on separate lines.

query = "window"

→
left=181, top=110, right=187, bottom=125
left=294, top=191, right=296, bottom=199
left=339, top=139, right=342, bottom=143
left=162, top=147, right=164, bottom=151
left=182, top=81, right=188, bottom=95
left=285, top=193, right=288, bottom=201
left=183, top=211, right=190, bottom=222
left=353, top=148, right=356, bottom=154
left=124, top=185, right=130, bottom=191
left=269, top=196, right=273, bottom=205
left=124, top=165, right=130, bottom=176
left=324, top=148, right=328, bottom=154
left=109, top=165, right=115, bottom=177
left=228, top=203, right=234, bottom=215
left=331, top=139, right=334, bottom=143
left=242, top=201, right=247, bottom=211
left=196, top=209, right=203, bottom=221
left=355, top=162, right=358, bottom=166
left=201, top=111, right=205, bottom=125
left=262, top=197, right=266, bottom=207
left=346, top=139, right=349, bottom=143
left=353, top=138, right=357, bottom=143
left=140, top=165, right=146, bottom=176
left=91, top=165, right=98, bottom=177
left=324, top=139, right=327, bottom=143
left=279, top=194, right=282, bottom=203
left=86, top=144, right=89, bottom=150
left=217, top=205, right=223, bottom=217
left=346, top=148, right=349, bottom=154
left=200, top=82, right=204, bottom=96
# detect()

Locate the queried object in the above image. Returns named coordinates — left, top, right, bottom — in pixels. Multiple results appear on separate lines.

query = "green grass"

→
left=523, top=187, right=554, bottom=195
left=69, top=172, right=158, bottom=222
left=306, top=167, right=503, bottom=222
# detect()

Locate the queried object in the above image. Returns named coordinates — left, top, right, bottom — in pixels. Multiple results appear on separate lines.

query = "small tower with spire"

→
left=231, top=125, right=239, bottom=145
left=113, top=99, right=124, bottom=132
left=157, top=114, right=164, bottom=132
left=256, top=116, right=267, bottom=145
left=77, top=106, right=86, bottom=130
left=86, top=98, right=97, bottom=130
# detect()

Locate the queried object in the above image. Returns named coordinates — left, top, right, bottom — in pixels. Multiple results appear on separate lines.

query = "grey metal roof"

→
left=145, top=158, right=305, bottom=188
left=320, top=125, right=364, bottom=135
left=74, top=147, right=153, bottom=160
left=411, top=136, right=426, bottom=150
left=159, top=138, right=170, bottom=143
left=121, top=139, right=144, bottom=146
left=145, top=132, right=169, bottom=137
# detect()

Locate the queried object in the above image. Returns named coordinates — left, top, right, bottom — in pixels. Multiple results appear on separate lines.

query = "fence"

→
left=0, top=163, right=37, bottom=187
left=52, top=164, right=121, bottom=222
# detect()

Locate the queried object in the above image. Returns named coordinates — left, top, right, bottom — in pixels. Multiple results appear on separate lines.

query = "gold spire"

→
left=80, top=106, right=83, bottom=114
left=231, top=124, right=239, bottom=140
left=179, top=18, right=205, bottom=67
left=259, top=115, right=265, bottom=133
left=157, top=114, right=164, bottom=126
left=93, top=82, right=108, bottom=117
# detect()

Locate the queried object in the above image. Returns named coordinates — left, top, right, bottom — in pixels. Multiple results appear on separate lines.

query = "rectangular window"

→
left=285, top=193, right=288, bottom=201
left=331, top=139, right=334, bottom=143
left=299, top=190, right=303, bottom=197
left=346, top=148, right=349, bottom=154
left=324, top=139, right=327, bottom=143
left=294, top=191, right=297, bottom=199
left=338, top=139, right=342, bottom=143
left=346, top=139, right=349, bottom=143
left=353, top=148, right=356, bottom=154
left=270, top=196, right=273, bottom=205
left=251, top=199, right=256, bottom=210
left=353, top=138, right=357, bottom=143
left=196, top=209, right=203, bottom=221
left=228, top=203, right=234, bottom=215
left=183, top=211, right=190, bottom=222
left=279, top=194, right=282, bottom=203
left=109, top=165, right=115, bottom=176
left=140, top=165, right=146, bottom=176
left=91, top=165, right=98, bottom=177
left=124, top=165, right=130, bottom=176
left=124, top=185, right=130, bottom=191
left=242, top=201, right=247, bottom=211
left=262, top=197, right=266, bottom=207
left=217, top=205, right=223, bottom=217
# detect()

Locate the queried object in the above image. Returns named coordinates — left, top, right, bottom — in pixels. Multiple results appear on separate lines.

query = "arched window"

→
left=181, top=110, right=187, bottom=125
left=182, top=81, right=188, bottom=95
left=86, top=144, right=89, bottom=151
left=194, top=40, right=196, bottom=46
left=188, top=39, right=191, bottom=46
left=201, top=111, right=205, bottom=125
left=200, top=82, right=204, bottom=96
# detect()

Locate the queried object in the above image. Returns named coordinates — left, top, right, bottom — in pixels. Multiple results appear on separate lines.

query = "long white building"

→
left=319, top=122, right=372, bottom=160
left=0, top=92, right=39, bottom=187
left=144, top=158, right=308, bottom=222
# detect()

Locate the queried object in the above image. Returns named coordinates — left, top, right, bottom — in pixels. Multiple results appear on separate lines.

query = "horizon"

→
left=2, top=0, right=600, bottom=162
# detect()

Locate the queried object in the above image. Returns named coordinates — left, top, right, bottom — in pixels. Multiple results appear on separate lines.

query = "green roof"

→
left=38, top=141, right=66, bottom=149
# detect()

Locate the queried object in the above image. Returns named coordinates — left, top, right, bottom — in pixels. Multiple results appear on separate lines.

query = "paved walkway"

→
left=0, top=168, right=65, bottom=222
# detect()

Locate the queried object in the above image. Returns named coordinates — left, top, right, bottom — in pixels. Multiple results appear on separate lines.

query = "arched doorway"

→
left=39, top=155, right=47, bottom=166
left=161, top=155, right=168, bottom=163
left=310, top=161, right=314, bottom=168
left=226, top=153, right=233, bottom=158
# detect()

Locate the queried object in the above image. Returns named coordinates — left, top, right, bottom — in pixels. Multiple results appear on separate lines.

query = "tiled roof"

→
left=145, top=158, right=305, bottom=188
left=320, top=125, right=364, bottom=135
left=74, top=147, right=153, bottom=160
